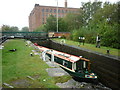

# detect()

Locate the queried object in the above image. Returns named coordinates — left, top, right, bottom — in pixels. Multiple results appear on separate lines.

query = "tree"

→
left=64, top=13, right=80, bottom=31
left=58, top=18, right=68, bottom=32
left=10, top=26, right=19, bottom=32
left=81, top=1, right=102, bottom=26
left=45, top=15, right=57, bottom=32
left=34, top=24, right=46, bottom=32
left=70, top=1, right=119, bottom=48
left=92, top=2, right=120, bottom=48
left=1, top=25, right=19, bottom=32
left=45, top=15, right=68, bottom=32
left=21, top=27, right=29, bottom=32
left=1, top=25, right=11, bottom=32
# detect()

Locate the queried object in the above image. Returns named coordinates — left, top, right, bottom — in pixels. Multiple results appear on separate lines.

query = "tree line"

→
left=1, top=25, right=29, bottom=32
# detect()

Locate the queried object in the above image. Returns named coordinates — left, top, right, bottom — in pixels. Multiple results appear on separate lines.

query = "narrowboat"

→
left=34, top=43, right=97, bottom=80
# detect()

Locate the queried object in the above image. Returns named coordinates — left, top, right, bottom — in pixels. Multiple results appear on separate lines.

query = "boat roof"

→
left=37, top=46, right=90, bottom=63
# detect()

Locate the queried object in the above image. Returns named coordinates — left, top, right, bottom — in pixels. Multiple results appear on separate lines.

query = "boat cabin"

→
left=37, top=45, right=90, bottom=72
left=35, top=45, right=97, bottom=79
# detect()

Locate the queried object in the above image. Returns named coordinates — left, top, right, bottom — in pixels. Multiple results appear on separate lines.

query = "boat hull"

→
left=60, top=66, right=98, bottom=84
left=45, top=49, right=98, bottom=83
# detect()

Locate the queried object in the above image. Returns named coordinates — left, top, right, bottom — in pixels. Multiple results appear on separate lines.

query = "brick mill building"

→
left=29, top=0, right=79, bottom=31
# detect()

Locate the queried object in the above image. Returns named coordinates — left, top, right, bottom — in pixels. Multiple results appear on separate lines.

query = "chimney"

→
left=65, top=0, right=67, bottom=8
left=35, top=4, right=39, bottom=7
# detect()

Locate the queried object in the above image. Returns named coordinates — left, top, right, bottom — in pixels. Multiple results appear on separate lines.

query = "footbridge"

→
left=0, top=32, right=55, bottom=44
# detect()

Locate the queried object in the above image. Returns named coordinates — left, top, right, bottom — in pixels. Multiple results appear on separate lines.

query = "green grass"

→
left=53, top=75, right=72, bottom=84
left=2, top=39, right=59, bottom=88
left=53, top=38, right=119, bottom=57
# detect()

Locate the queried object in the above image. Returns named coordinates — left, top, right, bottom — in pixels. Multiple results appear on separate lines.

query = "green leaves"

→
left=21, top=27, right=29, bottom=32
left=45, top=15, right=57, bottom=32
left=34, top=24, right=46, bottom=32
left=1, top=25, right=19, bottom=32
left=43, top=15, right=68, bottom=32
left=70, top=1, right=119, bottom=49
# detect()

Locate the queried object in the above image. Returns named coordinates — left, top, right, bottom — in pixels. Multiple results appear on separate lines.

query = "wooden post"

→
left=42, top=52, right=46, bottom=61
left=51, top=50, right=54, bottom=62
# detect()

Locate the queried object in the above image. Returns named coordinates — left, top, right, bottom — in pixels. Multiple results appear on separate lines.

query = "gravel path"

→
left=46, top=61, right=59, bottom=67
left=56, top=79, right=92, bottom=88
left=56, top=79, right=111, bottom=89
left=46, top=68, right=69, bottom=77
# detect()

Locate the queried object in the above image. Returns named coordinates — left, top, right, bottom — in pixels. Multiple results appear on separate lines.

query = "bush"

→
left=70, top=28, right=97, bottom=44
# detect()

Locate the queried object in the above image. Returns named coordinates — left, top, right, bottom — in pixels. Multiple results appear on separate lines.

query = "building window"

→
left=46, top=9, right=49, bottom=12
left=42, top=8, right=44, bottom=12
left=58, top=9, right=60, bottom=13
left=58, top=14, right=60, bottom=17
left=66, top=10, right=67, bottom=13
left=50, top=9, right=52, bottom=13
left=42, top=18, right=44, bottom=22
left=42, top=13, right=44, bottom=17
left=62, top=10, right=64, bottom=13
left=54, top=9, right=56, bottom=13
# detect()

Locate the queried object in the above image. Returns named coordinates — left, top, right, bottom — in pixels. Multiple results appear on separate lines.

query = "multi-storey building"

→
left=29, top=0, right=79, bottom=31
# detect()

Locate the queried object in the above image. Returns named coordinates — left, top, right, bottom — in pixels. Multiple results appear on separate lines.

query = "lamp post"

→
left=56, top=0, right=58, bottom=32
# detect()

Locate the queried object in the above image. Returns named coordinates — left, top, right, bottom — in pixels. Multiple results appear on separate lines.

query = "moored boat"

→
left=34, top=43, right=97, bottom=80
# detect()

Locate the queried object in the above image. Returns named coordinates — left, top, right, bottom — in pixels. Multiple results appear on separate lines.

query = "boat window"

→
left=63, top=60, right=65, bottom=65
left=63, top=60, right=68, bottom=66
left=76, top=60, right=88, bottom=71
left=72, top=63, right=76, bottom=70
left=83, top=61, right=86, bottom=68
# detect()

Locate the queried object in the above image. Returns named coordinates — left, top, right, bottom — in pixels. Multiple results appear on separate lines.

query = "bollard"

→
left=30, top=53, right=33, bottom=56
left=106, top=49, right=110, bottom=54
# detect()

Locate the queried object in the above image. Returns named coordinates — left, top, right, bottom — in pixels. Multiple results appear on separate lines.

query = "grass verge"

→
left=53, top=75, right=72, bottom=84
left=53, top=38, right=119, bottom=57
left=2, top=39, right=59, bottom=88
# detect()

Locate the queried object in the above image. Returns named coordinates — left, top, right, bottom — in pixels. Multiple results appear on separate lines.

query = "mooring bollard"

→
left=107, top=49, right=110, bottom=54
left=30, top=53, right=33, bottom=56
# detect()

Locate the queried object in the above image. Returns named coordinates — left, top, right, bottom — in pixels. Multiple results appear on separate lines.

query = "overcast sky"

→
left=0, top=0, right=118, bottom=30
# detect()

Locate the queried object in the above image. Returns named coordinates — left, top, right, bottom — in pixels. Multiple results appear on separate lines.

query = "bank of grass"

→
left=53, top=75, right=72, bottom=84
left=2, top=39, right=59, bottom=88
left=53, top=38, right=119, bottom=57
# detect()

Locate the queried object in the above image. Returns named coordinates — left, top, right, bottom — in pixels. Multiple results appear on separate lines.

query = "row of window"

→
left=42, top=14, right=65, bottom=24
left=42, top=8, right=77, bottom=13
left=42, top=13, right=65, bottom=17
